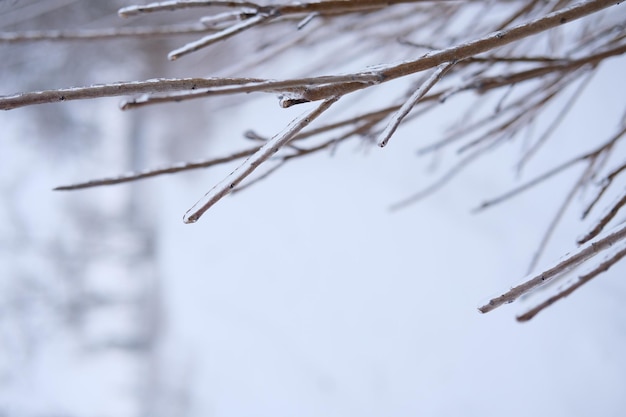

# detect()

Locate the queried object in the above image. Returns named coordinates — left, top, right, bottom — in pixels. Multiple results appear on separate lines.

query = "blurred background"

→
left=1, top=1, right=626, bottom=416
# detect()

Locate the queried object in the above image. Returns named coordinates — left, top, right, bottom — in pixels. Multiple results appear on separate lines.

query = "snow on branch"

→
left=183, top=96, right=339, bottom=223
left=2, top=0, right=625, bottom=321
left=478, top=221, right=626, bottom=314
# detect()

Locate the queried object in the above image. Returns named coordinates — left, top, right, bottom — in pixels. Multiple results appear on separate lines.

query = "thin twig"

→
left=377, top=61, right=454, bottom=148
left=390, top=135, right=505, bottom=211
left=296, top=0, right=623, bottom=104
left=517, top=241, right=626, bottom=321
left=0, top=24, right=217, bottom=42
left=54, top=147, right=261, bottom=190
left=516, top=69, right=596, bottom=172
left=168, top=14, right=269, bottom=60
left=183, top=97, right=339, bottom=223
left=526, top=161, right=594, bottom=274
left=578, top=187, right=626, bottom=244
left=474, top=125, right=626, bottom=212
left=119, top=1, right=261, bottom=17
left=582, top=159, right=626, bottom=219
left=478, top=220, right=626, bottom=314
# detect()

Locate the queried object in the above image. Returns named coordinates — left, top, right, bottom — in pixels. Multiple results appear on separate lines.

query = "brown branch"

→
left=478, top=220, right=626, bottom=314
left=118, top=0, right=453, bottom=18
left=474, top=124, right=626, bottom=212
left=0, top=24, right=217, bottom=42
left=54, top=147, right=260, bottom=190
left=183, top=96, right=339, bottom=223
left=583, top=162, right=626, bottom=216
left=0, top=77, right=264, bottom=110
left=526, top=161, right=594, bottom=274
left=578, top=188, right=626, bottom=244
left=297, top=0, right=623, bottom=103
left=516, top=70, right=596, bottom=172
left=377, top=62, right=454, bottom=148
left=517, top=241, right=626, bottom=321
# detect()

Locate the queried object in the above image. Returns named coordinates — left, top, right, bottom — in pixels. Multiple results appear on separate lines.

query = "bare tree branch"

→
left=183, top=96, right=339, bottom=223
left=517, top=241, right=626, bottom=321
left=478, top=220, right=626, bottom=314
left=377, top=62, right=454, bottom=148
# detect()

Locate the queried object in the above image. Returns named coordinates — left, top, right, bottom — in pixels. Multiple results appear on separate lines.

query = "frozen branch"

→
left=478, top=220, right=626, bottom=314
left=517, top=241, right=626, bottom=321
left=474, top=125, right=626, bottom=212
left=0, top=24, right=216, bottom=42
left=168, top=14, right=269, bottom=60
left=183, top=96, right=339, bottom=223
left=377, top=62, right=454, bottom=148
left=297, top=0, right=623, bottom=103
left=54, top=147, right=260, bottom=190
left=578, top=188, right=626, bottom=244
left=0, top=77, right=264, bottom=110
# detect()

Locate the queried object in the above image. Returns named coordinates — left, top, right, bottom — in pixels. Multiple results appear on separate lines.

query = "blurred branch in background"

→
left=1, top=0, right=625, bottom=323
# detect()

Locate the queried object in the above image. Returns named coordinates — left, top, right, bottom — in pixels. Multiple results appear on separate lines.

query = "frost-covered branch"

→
left=183, top=96, right=339, bottom=223
left=479, top=221, right=626, bottom=314
left=2, top=0, right=626, bottom=321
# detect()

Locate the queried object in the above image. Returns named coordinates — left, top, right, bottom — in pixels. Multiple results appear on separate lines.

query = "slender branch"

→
left=478, top=220, right=626, bottom=314
left=54, top=147, right=260, bottom=190
left=118, top=74, right=381, bottom=109
left=390, top=135, right=505, bottom=211
left=517, top=241, right=626, bottom=321
left=582, top=159, right=626, bottom=219
left=474, top=125, right=626, bottom=212
left=168, top=14, right=269, bottom=60
left=118, top=0, right=450, bottom=18
left=578, top=187, right=626, bottom=244
left=0, top=24, right=218, bottom=42
left=183, top=96, right=339, bottom=223
left=0, top=77, right=264, bottom=110
left=119, top=1, right=261, bottom=17
left=516, top=70, right=596, bottom=172
left=526, top=162, right=594, bottom=274
left=2, top=4, right=623, bottom=111
left=0, top=74, right=379, bottom=111
left=297, top=0, right=623, bottom=103
left=377, top=62, right=454, bottom=148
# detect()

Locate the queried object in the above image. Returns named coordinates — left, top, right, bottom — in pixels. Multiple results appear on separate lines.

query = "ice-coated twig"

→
left=478, top=220, right=626, bottom=314
left=297, top=13, right=319, bottom=30
left=0, top=77, right=264, bottom=110
left=119, top=73, right=381, bottom=109
left=291, top=0, right=623, bottom=103
left=183, top=96, right=339, bottom=223
left=582, top=159, right=626, bottom=219
left=377, top=61, right=454, bottom=148
left=526, top=162, right=594, bottom=274
left=54, top=147, right=261, bottom=190
left=578, top=187, right=626, bottom=244
left=474, top=124, right=626, bottom=212
left=516, top=70, right=596, bottom=172
left=200, top=11, right=253, bottom=27
left=517, top=241, right=626, bottom=322
left=119, top=1, right=261, bottom=17
left=0, top=24, right=217, bottom=42
left=168, top=14, right=268, bottom=60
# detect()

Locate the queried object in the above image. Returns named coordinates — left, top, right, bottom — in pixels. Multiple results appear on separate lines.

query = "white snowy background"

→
left=1, top=1, right=625, bottom=417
